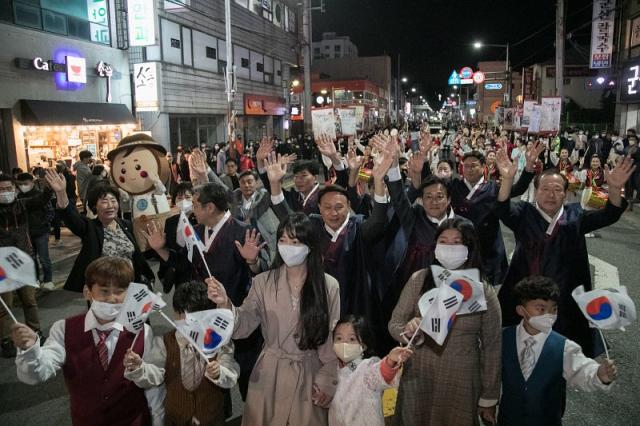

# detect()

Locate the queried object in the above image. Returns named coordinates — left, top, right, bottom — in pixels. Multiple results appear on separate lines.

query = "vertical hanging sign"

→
left=589, top=0, right=615, bottom=69
left=128, top=0, right=157, bottom=46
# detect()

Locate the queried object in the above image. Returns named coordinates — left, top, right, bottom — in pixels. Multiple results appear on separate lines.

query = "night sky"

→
left=313, top=0, right=594, bottom=106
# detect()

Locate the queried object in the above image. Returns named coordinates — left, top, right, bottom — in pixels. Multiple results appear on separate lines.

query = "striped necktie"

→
left=96, top=329, right=112, bottom=370
left=520, top=336, right=537, bottom=380
left=181, top=345, right=205, bottom=391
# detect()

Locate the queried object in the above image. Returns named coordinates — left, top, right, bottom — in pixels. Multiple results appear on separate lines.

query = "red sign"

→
left=244, top=94, right=287, bottom=116
left=460, top=67, right=474, bottom=79
left=472, top=71, right=485, bottom=84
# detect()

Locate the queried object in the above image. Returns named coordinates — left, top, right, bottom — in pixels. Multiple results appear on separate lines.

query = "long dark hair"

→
left=270, top=213, right=330, bottom=350
left=422, top=218, right=483, bottom=294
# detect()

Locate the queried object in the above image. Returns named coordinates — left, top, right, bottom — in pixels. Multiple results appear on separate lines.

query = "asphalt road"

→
left=1, top=211, right=639, bottom=425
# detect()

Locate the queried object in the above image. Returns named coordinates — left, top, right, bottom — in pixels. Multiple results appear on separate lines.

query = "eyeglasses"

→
left=424, top=194, right=447, bottom=203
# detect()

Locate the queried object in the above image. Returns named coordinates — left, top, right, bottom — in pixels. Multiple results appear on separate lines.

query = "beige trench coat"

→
left=388, top=269, right=502, bottom=426
left=233, top=266, right=340, bottom=426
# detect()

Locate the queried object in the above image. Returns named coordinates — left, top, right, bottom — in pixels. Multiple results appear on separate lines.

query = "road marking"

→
left=589, top=255, right=620, bottom=289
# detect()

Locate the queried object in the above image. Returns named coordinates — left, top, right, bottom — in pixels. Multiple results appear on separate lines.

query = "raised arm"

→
left=510, top=140, right=546, bottom=197
left=494, top=143, right=526, bottom=230
left=45, top=169, right=88, bottom=236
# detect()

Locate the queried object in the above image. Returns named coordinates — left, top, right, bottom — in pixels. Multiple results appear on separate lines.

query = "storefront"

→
left=0, top=23, right=133, bottom=171
left=241, top=94, right=286, bottom=142
left=17, top=100, right=136, bottom=169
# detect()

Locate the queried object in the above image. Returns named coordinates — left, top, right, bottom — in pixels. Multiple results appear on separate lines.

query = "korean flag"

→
left=115, top=283, right=166, bottom=333
left=572, top=285, right=636, bottom=331
left=0, top=247, right=38, bottom=293
left=418, top=285, right=463, bottom=345
left=185, top=309, right=235, bottom=356
left=431, top=265, right=487, bottom=315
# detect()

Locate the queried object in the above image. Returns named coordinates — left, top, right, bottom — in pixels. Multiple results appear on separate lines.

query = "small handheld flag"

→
left=181, top=309, right=234, bottom=356
left=177, top=211, right=213, bottom=278
left=115, top=282, right=166, bottom=333
left=572, top=285, right=636, bottom=331
left=415, top=285, right=464, bottom=346
left=0, top=247, right=39, bottom=324
left=431, top=266, right=486, bottom=315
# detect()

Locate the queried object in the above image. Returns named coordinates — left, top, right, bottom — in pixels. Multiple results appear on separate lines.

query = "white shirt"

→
left=125, top=331, right=239, bottom=391
left=515, top=322, right=612, bottom=391
left=325, top=213, right=351, bottom=243
left=534, top=203, right=564, bottom=235
left=427, top=208, right=455, bottom=226
left=204, top=210, right=232, bottom=251
left=242, top=192, right=257, bottom=211
left=15, top=310, right=165, bottom=425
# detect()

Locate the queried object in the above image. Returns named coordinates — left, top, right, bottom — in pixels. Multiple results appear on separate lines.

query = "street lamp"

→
left=474, top=40, right=511, bottom=107
left=411, top=87, right=416, bottom=93
left=453, top=85, right=458, bottom=90
left=401, top=77, right=408, bottom=83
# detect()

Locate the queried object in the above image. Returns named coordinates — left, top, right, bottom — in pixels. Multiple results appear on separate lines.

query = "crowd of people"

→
left=0, top=123, right=635, bottom=425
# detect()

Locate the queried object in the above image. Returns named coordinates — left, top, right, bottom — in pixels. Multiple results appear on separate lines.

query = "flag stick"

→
left=129, top=330, right=141, bottom=351
left=598, top=328, right=610, bottom=360
left=0, top=295, right=18, bottom=324
left=159, top=311, right=210, bottom=362
left=197, top=247, right=214, bottom=279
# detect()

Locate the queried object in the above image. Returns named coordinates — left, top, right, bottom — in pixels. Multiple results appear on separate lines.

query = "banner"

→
left=590, top=0, right=615, bottom=69
left=540, top=97, right=562, bottom=133
left=337, top=108, right=357, bottom=136
left=572, top=286, right=636, bottom=331
left=0, top=247, right=38, bottom=293
left=528, top=105, right=542, bottom=134
left=311, top=108, right=337, bottom=140
left=115, top=282, right=166, bottom=332
left=522, top=100, right=536, bottom=128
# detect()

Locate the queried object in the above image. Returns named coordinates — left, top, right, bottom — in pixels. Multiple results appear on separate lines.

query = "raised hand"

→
left=189, top=148, right=208, bottom=177
left=282, top=153, right=298, bottom=165
left=496, top=144, right=518, bottom=180
left=525, top=140, right=546, bottom=170
left=44, top=168, right=66, bottom=193
left=205, top=277, right=230, bottom=308
left=605, top=156, right=636, bottom=189
left=408, top=151, right=425, bottom=176
left=264, top=152, right=288, bottom=183
left=387, top=346, right=414, bottom=368
left=419, top=130, right=433, bottom=155
left=234, top=228, right=267, bottom=262
left=143, top=220, right=166, bottom=252
left=347, top=147, right=364, bottom=171
left=315, top=133, right=339, bottom=160
left=256, top=137, right=274, bottom=166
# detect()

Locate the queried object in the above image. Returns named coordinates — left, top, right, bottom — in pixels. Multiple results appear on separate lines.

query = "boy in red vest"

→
left=123, top=280, right=239, bottom=426
left=12, top=256, right=164, bottom=426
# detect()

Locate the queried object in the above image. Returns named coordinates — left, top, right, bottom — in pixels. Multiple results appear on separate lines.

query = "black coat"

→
left=59, top=203, right=155, bottom=292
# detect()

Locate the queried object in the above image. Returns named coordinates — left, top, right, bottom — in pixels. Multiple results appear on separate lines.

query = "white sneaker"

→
left=41, top=282, right=56, bottom=291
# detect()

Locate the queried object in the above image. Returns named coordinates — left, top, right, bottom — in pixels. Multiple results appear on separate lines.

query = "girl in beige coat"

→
left=208, top=212, right=340, bottom=426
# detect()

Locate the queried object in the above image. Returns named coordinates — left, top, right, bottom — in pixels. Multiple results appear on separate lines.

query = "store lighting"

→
left=596, top=77, right=606, bottom=85
left=320, top=89, right=328, bottom=95
left=292, top=79, right=300, bottom=87
left=608, top=80, right=615, bottom=86
left=316, top=96, right=325, bottom=104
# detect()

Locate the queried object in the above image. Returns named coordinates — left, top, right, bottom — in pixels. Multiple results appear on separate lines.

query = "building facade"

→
left=134, top=0, right=301, bottom=152
left=0, top=0, right=135, bottom=171
left=312, top=32, right=358, bottom=60
left=614, top=0, right=640, bottom=133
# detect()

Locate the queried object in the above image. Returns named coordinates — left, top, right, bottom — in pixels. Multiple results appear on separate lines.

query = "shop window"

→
left=13, top=1, right=41, bottom=29
left=256, top=62, right=263, bottom=72
left=206, top=46, right=216, bottom=59
left=170, top=38, right=181, bottom=48
left=42, top=0, right=87, bottom=20
left=241, top=58, right=249, bottom=68
left=43, top=9, right=67, bottom=34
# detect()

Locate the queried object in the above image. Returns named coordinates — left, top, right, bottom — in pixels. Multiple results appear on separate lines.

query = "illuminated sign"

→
left=447, top=70, right=460, bottom=85
left=460, top=67, right=473, bottom=79
left=620, top=57, right=640, bottom=103
left=484, top=83, right=503, bottom=90
left=96, top=61, right=113, bottom=102
left=473, top=71, right=485, bottom=84
left=590, top=0, right=614, bottom=69
left=128, top=0, right=157, bottom=46
left=134, top=62, right=160, bottom=111
left=66, top=56, right=87, bottom=84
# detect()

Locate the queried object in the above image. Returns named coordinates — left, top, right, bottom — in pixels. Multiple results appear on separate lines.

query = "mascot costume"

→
left=107, top=133, right=171, bottom=251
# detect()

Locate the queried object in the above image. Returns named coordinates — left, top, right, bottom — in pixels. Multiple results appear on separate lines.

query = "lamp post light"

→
left=474, top=40, right=511, bottom=107
left=402, top=77, right=408, bottom=83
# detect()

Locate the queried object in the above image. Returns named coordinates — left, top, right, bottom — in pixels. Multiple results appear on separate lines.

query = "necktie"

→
left=520, top=336, right=537, bottom=380
left=181, top=345, right=205, bottom=391
left=96, top=329, right=112, bottom=370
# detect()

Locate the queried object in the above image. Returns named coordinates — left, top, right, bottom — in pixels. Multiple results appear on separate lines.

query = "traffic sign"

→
left=472, top=71, right=485, bottom=84
left=460, top=67, right=473, bottom=79
left=485, top=82, right=503, bottom=90
left=448, top=70, right=461, bottom=85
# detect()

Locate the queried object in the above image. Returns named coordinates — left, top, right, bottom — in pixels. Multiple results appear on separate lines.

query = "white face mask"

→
left=333, top=342, right=363, bottom=363
left=434, top=244, right=468, bottom=270
left=278, top=243, right=310, bottom=267
left=18, top=184, right=33, bottom=193
left=90, top=300, right=123, bottom=322
left=0, top=191, right=16, bottom=204
left=178, top=199, right=193, bottom=213
left=527, top=312, right=557, bottom=334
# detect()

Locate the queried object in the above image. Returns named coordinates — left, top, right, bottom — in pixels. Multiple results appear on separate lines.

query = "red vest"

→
left=62, top=314, right=151, bottom=426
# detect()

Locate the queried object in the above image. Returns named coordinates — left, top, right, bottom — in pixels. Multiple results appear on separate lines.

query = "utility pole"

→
left=396, top=54, right=401, bottom=125
left=224, top=0, right=236, bottom=154
left=555, top=0, right=565, bottom=106
left=302, top=0, right=313, bottom=133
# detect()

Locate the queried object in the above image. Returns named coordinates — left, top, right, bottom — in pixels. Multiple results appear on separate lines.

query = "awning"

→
left=19, top=100, right=136, bottom=126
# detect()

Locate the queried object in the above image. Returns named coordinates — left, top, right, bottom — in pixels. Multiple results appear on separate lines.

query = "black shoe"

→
left=1, top=338, right=16, bottom=358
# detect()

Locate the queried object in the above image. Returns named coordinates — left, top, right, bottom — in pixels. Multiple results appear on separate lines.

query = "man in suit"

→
left=220, top=158, right=240, bottom=190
